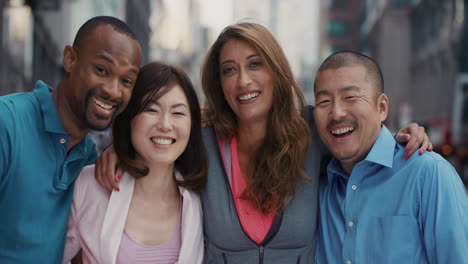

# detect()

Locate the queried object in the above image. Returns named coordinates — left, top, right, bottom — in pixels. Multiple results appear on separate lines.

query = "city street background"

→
left=0, top=0, right=467, bottom=189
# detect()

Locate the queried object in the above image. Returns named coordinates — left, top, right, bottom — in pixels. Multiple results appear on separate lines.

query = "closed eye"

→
left=145, top=107, right=159, bottom=113
left=317, top=100, right=330, bottom=106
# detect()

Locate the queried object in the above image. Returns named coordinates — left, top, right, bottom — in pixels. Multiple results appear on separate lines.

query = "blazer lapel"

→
left=100, top=172, right=135, bottom=264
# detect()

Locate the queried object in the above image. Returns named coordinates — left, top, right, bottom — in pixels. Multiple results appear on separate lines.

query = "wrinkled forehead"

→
left=315, top=65, right=378, bottom=93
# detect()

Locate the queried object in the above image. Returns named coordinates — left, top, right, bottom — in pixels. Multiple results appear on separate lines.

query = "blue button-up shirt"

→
left=0, top=81, right=97, bottom=263
left=316, top=125, right=468, bottom=264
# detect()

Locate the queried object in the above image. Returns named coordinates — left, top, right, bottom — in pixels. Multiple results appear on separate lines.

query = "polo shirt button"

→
left=60, top=138, right=66, bottom=144
left=346, top=260, right=352, bottom=264
left=348, top=221, right=354, bottom=227
left=351, top=185, right=357, bottom=190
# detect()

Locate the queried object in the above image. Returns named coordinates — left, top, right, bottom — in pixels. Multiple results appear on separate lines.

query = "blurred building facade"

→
left=320, top=0, right=468, bottom=182
left=232, top=0, right=319, bottom=103
left=149, top=0, right=209, bottom=102
left=0, top=0, right=152, bottom=96
left=319, top=0, right=362, bottom=57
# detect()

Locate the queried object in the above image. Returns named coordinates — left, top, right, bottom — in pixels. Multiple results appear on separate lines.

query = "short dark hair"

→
left=112, top=62, right=208, bottom=192
left=314, top=50, right=384, bottom=95
left=72, top=16, right=137, bottom=49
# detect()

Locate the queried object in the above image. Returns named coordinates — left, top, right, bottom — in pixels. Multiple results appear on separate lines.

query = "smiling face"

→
left=63, top=25, right=142, bottom=131
left=218, top=38, right=274, bottom=125
left=313, top=65, right=388, bottom=174
left=130, top=85, right=191, bottom=168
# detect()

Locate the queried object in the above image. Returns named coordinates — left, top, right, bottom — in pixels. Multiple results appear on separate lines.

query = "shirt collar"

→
left=364, top=125, right=396, bottom=168
left=33, top=81, right=96, bottom=156
left=33, top=80, right=66, bottom=134
left=327, top=125, right=396, bottom=184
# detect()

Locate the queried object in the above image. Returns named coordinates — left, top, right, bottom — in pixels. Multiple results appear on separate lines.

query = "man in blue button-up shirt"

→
left=313, top=51, right=468, bottom=263
left=0, top=17, right=142, bottom=263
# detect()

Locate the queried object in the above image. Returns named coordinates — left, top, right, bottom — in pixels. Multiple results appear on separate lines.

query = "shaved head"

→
left=72, top=16, right=137, bottom=51
left=315, top=51, right=384, bottom=96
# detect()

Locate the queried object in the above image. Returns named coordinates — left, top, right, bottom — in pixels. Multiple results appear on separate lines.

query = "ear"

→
left=378, top=93, right=389, bottom=122
left=63, top=45, right=77, bottom=73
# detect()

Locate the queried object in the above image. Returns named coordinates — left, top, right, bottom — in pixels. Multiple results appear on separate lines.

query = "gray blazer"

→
left=201, top=105, right=323, bottom=264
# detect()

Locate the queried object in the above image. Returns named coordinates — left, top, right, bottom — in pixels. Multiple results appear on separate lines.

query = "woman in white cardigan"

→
left=63, top=62, right=208, bottom=264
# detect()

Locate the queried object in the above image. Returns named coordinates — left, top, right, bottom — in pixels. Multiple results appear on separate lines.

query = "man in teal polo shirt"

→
left=0, top=16, right=142, bottom=263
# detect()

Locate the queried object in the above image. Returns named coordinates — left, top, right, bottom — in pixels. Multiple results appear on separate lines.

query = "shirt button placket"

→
left=344, top=178, right=358, bottom=264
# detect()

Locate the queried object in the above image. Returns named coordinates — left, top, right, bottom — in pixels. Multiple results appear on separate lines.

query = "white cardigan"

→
left=62, top=165, right=204, bottom=264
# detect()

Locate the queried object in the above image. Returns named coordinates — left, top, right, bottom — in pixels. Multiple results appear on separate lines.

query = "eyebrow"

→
left=315, top=85, right=361, bottom=97
left=149, top=101, right=189, bottom=109
left=220, top=53, right=260, bottom=66
left=340, top=85, right=361, bottom=93
left=97, top=54, right=139, bottom=75
left=170, top=103, right=189, bottom=109
left=98, top=54, right=114, bottom=64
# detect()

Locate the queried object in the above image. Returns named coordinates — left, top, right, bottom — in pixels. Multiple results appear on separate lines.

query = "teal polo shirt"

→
left=0, top=81, right=97, bottom=263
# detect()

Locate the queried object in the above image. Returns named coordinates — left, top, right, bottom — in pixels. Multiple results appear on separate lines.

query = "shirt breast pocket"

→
left=362, top=215, right=424, bottom=264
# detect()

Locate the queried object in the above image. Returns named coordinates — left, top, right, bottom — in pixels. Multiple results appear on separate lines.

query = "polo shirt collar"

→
left=32, top=81, right=66, bottom=134
left=327, top=125, right=396, bottom=184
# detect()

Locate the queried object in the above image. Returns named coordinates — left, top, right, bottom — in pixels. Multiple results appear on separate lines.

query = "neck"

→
left=133, top=164, right=179, bottom=201
left=340, top=162, right=355, bottom=176
left=235, top=119, right=267, bottom=179
left=52, top=83, right=89, bottom=151
left=237, top=118, right=267, bottom=153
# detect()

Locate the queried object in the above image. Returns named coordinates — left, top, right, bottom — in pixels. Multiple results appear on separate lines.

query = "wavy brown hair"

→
left=201, top=23, right=311, bottom=213
left=113, top=62, right=208, bottom=192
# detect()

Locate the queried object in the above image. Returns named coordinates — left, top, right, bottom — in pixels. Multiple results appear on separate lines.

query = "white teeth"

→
left=93, top=97, right=113, bottom=110
left=151, top=138, right=173, bottom=145
left=331, top=127, right=354, bottom=135
left=238, top=92, right=260, bottom=101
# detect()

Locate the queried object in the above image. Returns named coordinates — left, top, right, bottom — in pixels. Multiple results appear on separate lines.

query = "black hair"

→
left=72, top=16, right=137, bottom=49
left=113, top=62, right=208, bottom=192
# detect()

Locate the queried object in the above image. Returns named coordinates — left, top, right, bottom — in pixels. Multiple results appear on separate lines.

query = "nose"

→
left=330, top=101, right=347, bottom=120
left=102, top=78, right=122, bottom=101
left=238, top=67, right=252, bottom=89
left=157, top=113, right=172, bottom=132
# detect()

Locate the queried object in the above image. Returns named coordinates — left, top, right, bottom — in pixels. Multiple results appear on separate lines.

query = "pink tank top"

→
left=221, top=136, right=276, bottom=245
left=116, top=201, right=182, bottom=264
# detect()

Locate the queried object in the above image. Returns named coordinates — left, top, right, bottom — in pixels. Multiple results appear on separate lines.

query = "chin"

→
left=87, top=120, right=112, bottom=131
left=330, top=150, right=356, bottom=161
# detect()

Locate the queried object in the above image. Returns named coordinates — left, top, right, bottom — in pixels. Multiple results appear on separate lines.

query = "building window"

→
left=329, top=0, right=349, bottom=10
left=328, top=20, right=349, bottom=36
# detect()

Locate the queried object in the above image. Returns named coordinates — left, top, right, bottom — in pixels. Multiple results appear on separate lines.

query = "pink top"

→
left=115, top=201, right=182, bottom=264
left=221, top=137, right=276, bottom=245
